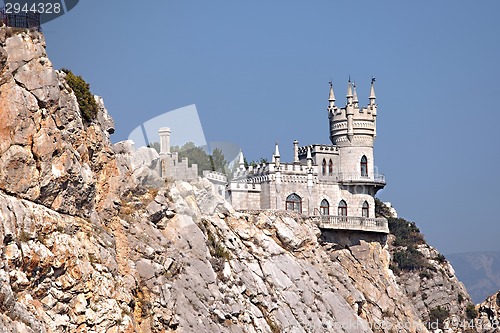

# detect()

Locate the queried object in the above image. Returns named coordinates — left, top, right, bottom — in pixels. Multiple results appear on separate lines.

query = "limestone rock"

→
left=0, top=26, right=482, bottom=333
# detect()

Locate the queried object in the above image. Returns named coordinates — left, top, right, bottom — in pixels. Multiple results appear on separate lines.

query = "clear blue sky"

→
left=37, top=0, right=500, bottom=255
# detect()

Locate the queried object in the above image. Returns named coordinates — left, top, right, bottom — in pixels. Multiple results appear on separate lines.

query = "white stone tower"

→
left=159, top=127, right=171, bottom=155
left=328, top=78, right=378, bottom=182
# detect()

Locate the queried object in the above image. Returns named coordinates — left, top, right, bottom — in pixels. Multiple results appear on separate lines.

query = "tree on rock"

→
left=62, top=69, right=98, bottom=122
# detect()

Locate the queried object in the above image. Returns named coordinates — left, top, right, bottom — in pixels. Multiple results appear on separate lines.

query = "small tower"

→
left=159, top=127, right=171, bottom=155
left=329, top=78, right=379, bottom=180
left=274, top=142, right=281, bottom=168
left=328, top=81, right=336, bottom=111
left=238, top=151, right=245, bottom=170
left=293, top=140, right=299, bottom=164
left=352, top=82, right=359, bottom=109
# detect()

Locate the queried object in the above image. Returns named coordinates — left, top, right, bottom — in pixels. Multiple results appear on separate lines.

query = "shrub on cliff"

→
left=393, top=246, right=429, bottom=271
left=374, top=198, right=392, bottom=218
left=388, top=217, right=425, bottom=247
left=62, top=69, right=98, bottom=122
left=465, top=303, right=478, bottom=319
left=428, top=306, right=449, bottom=329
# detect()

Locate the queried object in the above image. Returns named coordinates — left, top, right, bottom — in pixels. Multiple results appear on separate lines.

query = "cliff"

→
left=0, top=27, right=488, bottom=333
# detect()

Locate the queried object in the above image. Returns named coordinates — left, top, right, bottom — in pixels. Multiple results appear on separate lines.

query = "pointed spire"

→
left=346, top=78, right=353, bottom=98
left=352, top=82, right=358, bottom=106
left=369, top=77, right=376, bottom=104
left=274, top=142, right=281, bottom=169
left=328, top=80, right=335, bottom=104
left=238, top=150, right=245, bottom=168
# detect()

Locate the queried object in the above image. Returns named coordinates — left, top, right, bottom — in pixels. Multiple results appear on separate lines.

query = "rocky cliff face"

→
left=0, top=27, right=484, bottom=333
left=391, top=239, right=474, bottom=329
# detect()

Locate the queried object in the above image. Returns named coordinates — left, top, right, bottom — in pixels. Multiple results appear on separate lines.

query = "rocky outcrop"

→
left=0, top=26, right=482, bottom=333
left=0, top=27, right=118, bottom=220
left=393, top=240, right=472, bottom=327
left=471, top=291, right=500, bottom=332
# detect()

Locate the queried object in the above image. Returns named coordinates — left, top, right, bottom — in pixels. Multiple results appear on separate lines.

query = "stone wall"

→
left=244, top=178, right=376, bottom=217
left=160, top=153, right=198, bottom=181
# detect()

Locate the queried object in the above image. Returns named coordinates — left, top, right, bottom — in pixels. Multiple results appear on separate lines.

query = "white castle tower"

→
left=327, top=78, right=382, bottom=194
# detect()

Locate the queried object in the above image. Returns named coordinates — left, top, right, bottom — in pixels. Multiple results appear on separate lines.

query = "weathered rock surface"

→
left=0, top=26, right=484, bottom=333
left=393, top=239, right=473, bottom=328
left=0, top=28, right=119, bottom=219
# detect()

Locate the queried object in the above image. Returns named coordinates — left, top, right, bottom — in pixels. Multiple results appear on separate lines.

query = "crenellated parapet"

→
left=329, top=78, right=378, bottom=147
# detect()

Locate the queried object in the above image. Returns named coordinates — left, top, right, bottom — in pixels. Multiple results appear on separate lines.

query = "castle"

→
left=158, top=79, right=389, bottom=233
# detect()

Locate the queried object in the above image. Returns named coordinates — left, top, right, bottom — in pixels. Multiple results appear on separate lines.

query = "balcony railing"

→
left=318, top=172, right=386, bottom=185
left=309, top=215, right=389, bottom=233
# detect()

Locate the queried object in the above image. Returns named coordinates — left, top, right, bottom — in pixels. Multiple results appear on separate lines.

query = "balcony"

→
left=318, top=172, right=386, bottom=186
left=310, top=215, right=389, bottom=233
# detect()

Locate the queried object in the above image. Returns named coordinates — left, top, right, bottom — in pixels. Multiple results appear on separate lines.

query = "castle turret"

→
left=329, top=78, right=379, bottom=182
left=369, top=77, right=377, bottom=137
left=346, top=80, right=354, bottom=141
left=293, top=140, right=299, bottom=164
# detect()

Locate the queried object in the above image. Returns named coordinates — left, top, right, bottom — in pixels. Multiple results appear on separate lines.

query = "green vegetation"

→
left=210, top=148, right=227, bottom=173
left=386, top=210, right=434, bottom=274
left=419, top=270, right=433, bottom=279
left=388, top=217, right=425, bottom=247
left=62, top=69, right=98, bottom=122
left=436, top=253, right=446, bottom=264
left=202, top=219, right=230, bottom=261
left=207, top=230, right=231, bottom=260
left=393, top=246, right=429, bottom=271
left=171, top=142, right=212, bottom=174
left=245, top=157, right=268, bottom=168
left=374, top=198, right=392, bottom=218
left=465, top=303, right=478, bottom=319
left=149, top=142, right=228, bottom=176
left=147, top=142, right=160, bottom=153
left=428, top=306, right=449, bottom=329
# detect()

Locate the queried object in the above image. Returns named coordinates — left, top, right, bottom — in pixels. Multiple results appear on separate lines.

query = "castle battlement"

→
left=328, top=78, right=378, bottom=147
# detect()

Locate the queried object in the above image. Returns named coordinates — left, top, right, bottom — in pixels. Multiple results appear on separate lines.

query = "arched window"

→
left=322, top=159, right=326, bottom=175
left=320, top=199, right=329, bottom=215
left=328, top=159, right=333, bottom=175
left=362, top=201, right=369, bottom=217
left=360, top=155, right=368, bottom=177
left=338, top=200, right=347, bottom=216
left=286, top=193, right=302, bottom=213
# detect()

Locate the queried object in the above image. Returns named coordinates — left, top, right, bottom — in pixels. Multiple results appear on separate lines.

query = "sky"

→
left=29, top=0, right=500, bottom=255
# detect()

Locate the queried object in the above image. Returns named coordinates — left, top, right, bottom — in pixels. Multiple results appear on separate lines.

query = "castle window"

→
left=338, top=200, right=347, bottom=216
left=320, top=199, right=329, bottom=215
left=360, top=155, right=368, bottom=177
left=286, top=193, right=302, bottom=213
left=322, top=159, right=326, bottom=175
left=328, top=159, right=333, bottom=174
left=362, top=201, right=369, bottom=217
